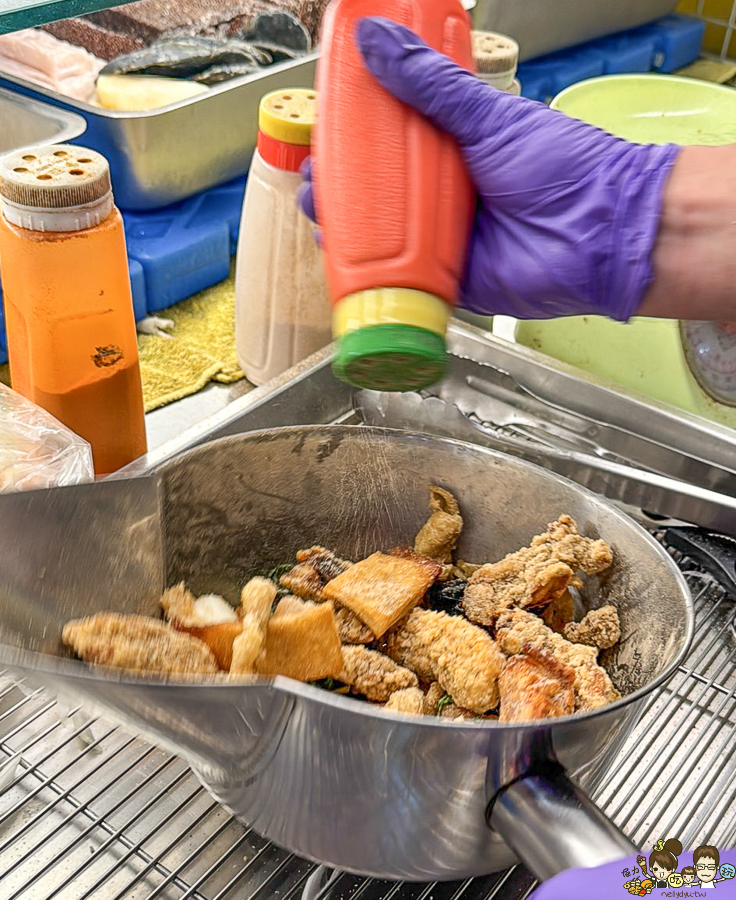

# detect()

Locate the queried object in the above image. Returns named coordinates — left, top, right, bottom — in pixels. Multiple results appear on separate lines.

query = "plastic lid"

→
left=258, top=88, right=317, bottom=145
left=471, top=30, right=519, bottom=75
left=333, top=325, right=447, bottom=391
left=0, top=144, right=111, bottom=210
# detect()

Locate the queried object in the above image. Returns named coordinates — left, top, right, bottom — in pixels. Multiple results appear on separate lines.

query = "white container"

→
left=235, top=88, right=330, bottom=386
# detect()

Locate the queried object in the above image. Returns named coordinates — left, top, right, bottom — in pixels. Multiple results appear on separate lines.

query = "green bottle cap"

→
left=332, top=324, right=447, bottom=391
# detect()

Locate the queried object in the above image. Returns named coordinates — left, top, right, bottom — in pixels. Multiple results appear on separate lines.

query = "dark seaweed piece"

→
left=425, top=579, right=466, bottom=617
left=100, top=36, right=273, bottom=80
left=191, top=61, right=259, bottom=84
left=240, top=11, right=311, bottom=54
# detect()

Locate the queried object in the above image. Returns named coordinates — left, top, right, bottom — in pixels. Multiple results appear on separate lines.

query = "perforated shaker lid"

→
left=259, top=88, right=317, bottom=145
left=471, top=30, right=519, bottom=75
left=0, top=144, right=111, bottom=210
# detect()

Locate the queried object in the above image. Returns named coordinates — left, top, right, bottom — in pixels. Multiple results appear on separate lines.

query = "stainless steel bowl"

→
left=0, top=426, right=693, bottom=881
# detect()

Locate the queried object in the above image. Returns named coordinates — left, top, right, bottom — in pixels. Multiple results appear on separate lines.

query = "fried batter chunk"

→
left=414, top=485, right=463, bottom=564
left=496, top=609, right=619, bottom=712
left=463, top=515, right=613, bottom=627
left=63, top=613, right=219, bottom=676
left=384, top=687, right=425, bottom=715
left=498, top=647, right=575, bottom=723
left=563, top=605, right=621, bottom=650
left=385, top=608, right=504, bottom=714
left=279, top=546, right=352, bottom=601
left=239, top=577, right=278, bottom=630
left=338, top=645, right=418, bottom=701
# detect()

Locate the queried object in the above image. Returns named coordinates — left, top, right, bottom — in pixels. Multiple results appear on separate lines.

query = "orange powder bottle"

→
left=0, top=144, right=146, bottom=475
left=314, top=0, right=475, bottom=391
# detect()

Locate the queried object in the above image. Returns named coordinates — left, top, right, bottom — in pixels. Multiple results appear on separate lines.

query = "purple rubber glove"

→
left=528, top=849, right=736, bottom=898
left=302, top=17, right=681, bottom=320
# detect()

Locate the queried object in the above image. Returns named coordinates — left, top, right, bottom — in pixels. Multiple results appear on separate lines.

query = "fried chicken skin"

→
left=279, top=547, right=372, bottom=643
left=463, top=515, right=613, bottom=627
left=385, top=608, right=504, bottom=714
left=414, top=485, right=463, bottom=564
left=338, top=645, right=418, bottom=702
left=279, top=546, right=352, bottom=601
left=63, top=613, right=219, bottom=676
left=563, top=605, right=621, bottom=650
left=499, top=647, right=575, bottom=723
left=496, top=608, right=620, bottom=711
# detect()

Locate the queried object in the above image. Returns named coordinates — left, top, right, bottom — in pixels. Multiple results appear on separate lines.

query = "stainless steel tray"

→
left=0, top=53, right=317, bottom=209
left=0, top=84, right=86, bottom=153
left=0, top=320, right=734, bottom=899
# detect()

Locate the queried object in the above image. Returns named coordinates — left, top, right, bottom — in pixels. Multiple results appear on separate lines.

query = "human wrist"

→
left=638, top=144, right=736, bottom=320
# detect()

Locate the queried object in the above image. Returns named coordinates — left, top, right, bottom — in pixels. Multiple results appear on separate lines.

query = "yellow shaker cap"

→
left=259, top=88, right=317, bottom=145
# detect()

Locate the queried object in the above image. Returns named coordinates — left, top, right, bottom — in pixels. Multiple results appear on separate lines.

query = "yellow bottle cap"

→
left=259, top=88, right=317, bottom=145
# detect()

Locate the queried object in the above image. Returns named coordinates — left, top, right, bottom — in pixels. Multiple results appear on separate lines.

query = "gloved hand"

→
left=301, top=17, right=681, bottom=320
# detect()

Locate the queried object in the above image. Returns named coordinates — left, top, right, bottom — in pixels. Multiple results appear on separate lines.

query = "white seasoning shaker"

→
left=472, top=31, right=521, bottom=95
left=235, top=88, right=330, bottom=386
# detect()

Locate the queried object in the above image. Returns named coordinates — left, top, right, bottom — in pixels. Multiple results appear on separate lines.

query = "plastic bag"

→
left=0, top=382, right=94, bottom=492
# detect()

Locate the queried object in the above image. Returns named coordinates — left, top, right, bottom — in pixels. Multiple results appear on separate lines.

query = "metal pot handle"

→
left=487, top=762, right=636, bottom=882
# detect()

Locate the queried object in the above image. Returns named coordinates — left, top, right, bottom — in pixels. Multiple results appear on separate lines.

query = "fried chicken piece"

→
left=438, top=703, right=473, bottom=721
left=496, top=609, right=619, bottom=712
left=160, top=582, right=238, bottom=628
left=63, top=613, right=219, bottom=676
left=323, top=551, right=441, bottom=638
left=338, top=645, right=417, bottom=702
left=498, top=647, right=575, bottom=723
left=334, top=606, right=374, bottom=644
left=563, top=605, right=621, bottom=650
left=496, top=608, right=598, bottom=666
left=463, top=515, right=613, bottom=627
left=423, top=682, right=446, bottom=715
left=414, top=485, right=463, bottom=564
left=541, top=589, right=576, bottom=635
left=385, top=608, right=504, bottom=714
left=279, top=546, right=352, bottom=601
left=574, top=663, right=621, bottom=711
left=256, top=601, right=344, bottom=681
left=384, top=686, right=425, bottom=716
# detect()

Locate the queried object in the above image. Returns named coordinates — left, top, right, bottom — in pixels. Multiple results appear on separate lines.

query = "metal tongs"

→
left=354, top=389, right=736, bottom=534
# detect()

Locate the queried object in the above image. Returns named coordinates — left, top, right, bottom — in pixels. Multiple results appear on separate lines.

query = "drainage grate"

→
left=0, top=555, right=733, bottom=900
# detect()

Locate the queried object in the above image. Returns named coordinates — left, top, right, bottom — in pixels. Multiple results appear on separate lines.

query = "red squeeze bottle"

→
left=314, top=0, right=474, bottom=391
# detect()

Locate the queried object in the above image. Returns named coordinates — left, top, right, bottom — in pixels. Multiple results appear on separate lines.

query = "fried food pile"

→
left=62, top=487, right=622, bottom=723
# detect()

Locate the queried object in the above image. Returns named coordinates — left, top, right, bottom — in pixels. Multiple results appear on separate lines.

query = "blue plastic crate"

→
left=122, top=175, right=246, bottom=313
left=518, top=14, right=706, bottom=103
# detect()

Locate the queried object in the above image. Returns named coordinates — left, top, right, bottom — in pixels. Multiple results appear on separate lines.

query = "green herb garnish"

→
left=436, top=694, right=454, bottom=716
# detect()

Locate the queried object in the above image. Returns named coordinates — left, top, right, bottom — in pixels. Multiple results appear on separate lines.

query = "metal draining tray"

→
left=1, top=321, right=735, bottom=899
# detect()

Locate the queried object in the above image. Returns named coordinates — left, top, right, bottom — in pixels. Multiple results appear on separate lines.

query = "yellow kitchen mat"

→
left=0, top=270, right=246, bottom=411
left=137, top=270, right=244, bottom=412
